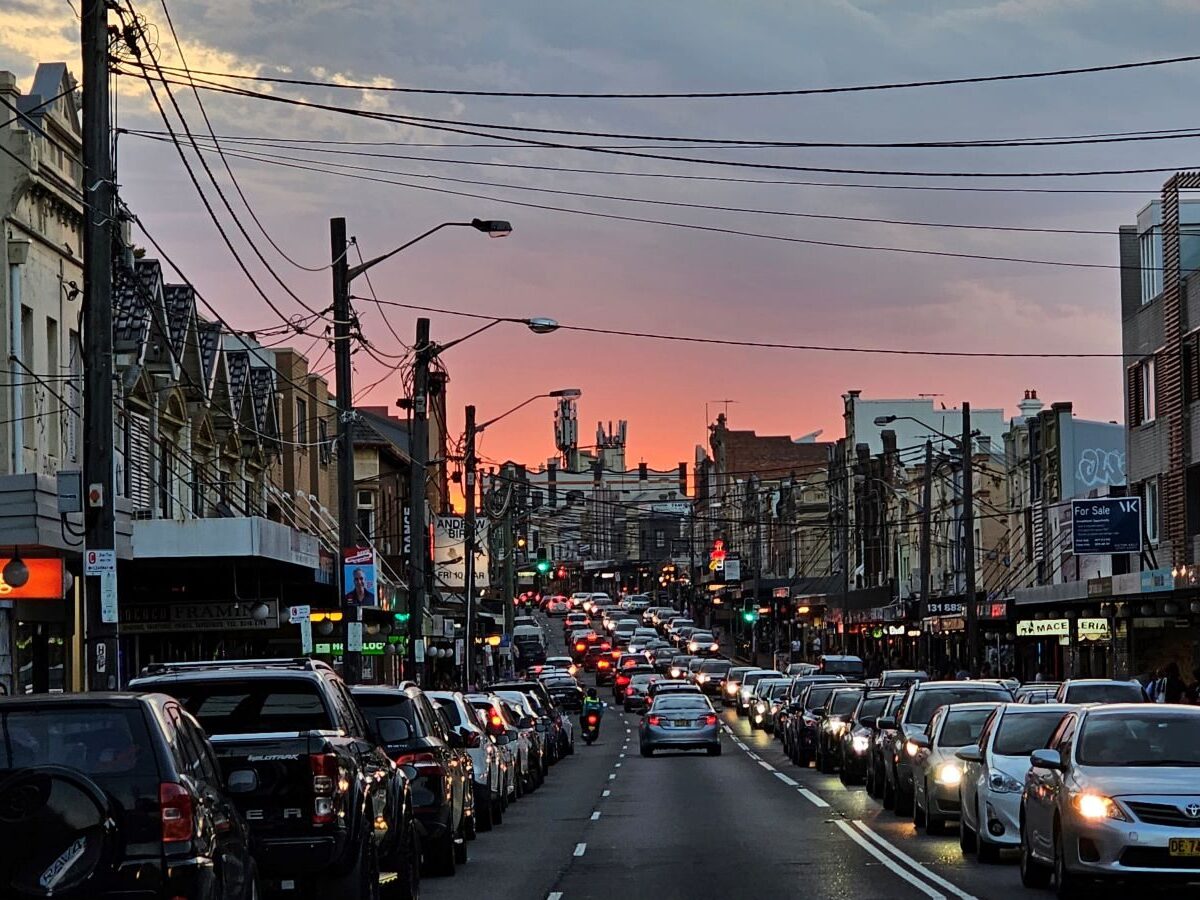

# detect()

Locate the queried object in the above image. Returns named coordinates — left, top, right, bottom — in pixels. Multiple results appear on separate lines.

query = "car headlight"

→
left=725, top=683, right=738, bottom=695
left=696, top=673, right=708, bottom=683
left=852, top=735, right=870, bottom=754
left=935, top=762, right=962, bottom=786
left=688, top=641, right=699, bottom=652
left=826, top=720, right=848, bottom=736
left=988, top=771, right=1023, bottom=794
left=1074, top=793, right=1128, bottom=822
left=904, top=740, right=920, bottom=757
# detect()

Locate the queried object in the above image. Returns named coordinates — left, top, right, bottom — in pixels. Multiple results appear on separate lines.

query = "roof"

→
left=162, top=284, right=195, bottom=362
left=354, top=406, right=410, bottom=457
left=717, top=427, right=829, bottom=478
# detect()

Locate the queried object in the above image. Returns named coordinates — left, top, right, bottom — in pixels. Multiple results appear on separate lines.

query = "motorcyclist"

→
left=582, top=687, right=604, bottom=721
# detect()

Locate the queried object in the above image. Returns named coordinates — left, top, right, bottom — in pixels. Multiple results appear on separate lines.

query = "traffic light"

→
left=741, top=608, right=759, bottom=624
left=535, top=548, right=551, bottom=575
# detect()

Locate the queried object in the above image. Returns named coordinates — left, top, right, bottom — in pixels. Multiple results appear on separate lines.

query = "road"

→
left=422, top=619, right=1181, bottom=900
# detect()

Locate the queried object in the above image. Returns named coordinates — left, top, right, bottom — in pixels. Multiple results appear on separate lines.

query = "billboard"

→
left=342, top=546, right=379, bottom=608
left=1071, top=498, right=1141, bottom=554
left=433, top=515, right=490, bottom=591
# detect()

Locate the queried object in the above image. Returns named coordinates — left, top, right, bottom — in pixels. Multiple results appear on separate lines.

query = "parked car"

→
left=909, top=702, right=1002, bottom=834
left=839, top=690, right=898, bottom=785
left=1019, top=704, right=1200, bottom=892
left=639, top=694, right=721, bottom=757
left=865, top=692, right=905, bottom=799
left=130, top=659, right=417, bottom=897
left=494, top=692, right=548, bottom=785
left=349, top=685, right=471, bottom=875
left=956, top=703, right=1073, bottom=862
left=467, top=693, right=524, bottom=804
left=880, top=680, right=1014, bottom=816
left=0, top=692, right=259, bottom=900
left=814, top=685, right=868, bottom=773
left=1054, top=678, right=1146, bottom=705
left=428, top=690, right=505, bottom=834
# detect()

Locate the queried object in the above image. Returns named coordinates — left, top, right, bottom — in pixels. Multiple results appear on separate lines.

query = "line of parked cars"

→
left=736, top=662, right=1200, bottom=894
left=0, top=656, right=578, bottom=899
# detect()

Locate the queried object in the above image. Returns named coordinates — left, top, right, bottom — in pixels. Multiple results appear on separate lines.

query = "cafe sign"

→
left=1016, top=619, right=1070, bottom=637
left=1077, top=618, right=1111, bottom=641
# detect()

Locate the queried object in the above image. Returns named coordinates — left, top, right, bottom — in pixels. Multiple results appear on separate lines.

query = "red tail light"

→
left=597, top=659, right=610, bottom=669
left=626, top=686, right=636, bottom=696
left=705, top=714, right=718, bottom=726
left=395, top=751, right=445, bottom=777
left=576, top=642, right=586, bottom=652
left=616, top=673, right=631, bottom=687
left=159, top=782, right=194, bottom=843
left=310, top=753, right=341, bottom=825
left=586, top=714, right=598, bottom=725
left=647, top=715, right=661, bottom=726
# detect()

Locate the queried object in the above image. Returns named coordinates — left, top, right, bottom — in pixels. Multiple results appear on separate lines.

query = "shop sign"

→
left=1076, top=618, right=1111, bottom=641
left=0, top=557, right=66, bottom=599
left=1140, top=568, right=1173, bottom=593
left=976, top=600, right=1009, bottom=620
left=887, top=625, right=907, bottom=636
left=1016, top=618, right=1070, bottom=637
left=120, top=599, right=279, bottom=633
left=724, top=556, right=741, bottom=582
left=924, top=599, right=964, bottom=617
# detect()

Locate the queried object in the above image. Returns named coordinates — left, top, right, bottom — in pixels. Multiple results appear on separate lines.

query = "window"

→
left=44, top=317, right=59, bottom=453
left=357, top=490, right=375, bottom=541
left=1144, top=479, right=1160, bottom=544
left=20, top=306, right=33, bottom=449
left=317, top=418, right=330, bottom=466
left=1141, top=358, right=1156, bottom=422
left=1140, top=226, right=1163, bottom=303
left=296, top=397, right=308, bottom=443
left=655, top=529, right=665, bottom=549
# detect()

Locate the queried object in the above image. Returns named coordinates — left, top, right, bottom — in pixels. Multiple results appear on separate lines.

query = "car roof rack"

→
left=138, top=658, right=327, bottom=676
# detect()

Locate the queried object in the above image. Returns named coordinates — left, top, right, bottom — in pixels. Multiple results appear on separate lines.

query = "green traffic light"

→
left=394, top=612, right=411, bottom=622
left=535, top=560, right=551, bottom=574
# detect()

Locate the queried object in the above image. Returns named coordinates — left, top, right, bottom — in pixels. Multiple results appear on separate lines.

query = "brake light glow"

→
left=586, top=714, right=599, bottom=725
left=647, top=715, right=661, bottom=726
left=159, top=782, right=194, bottom=843
left=597, top=659, right=610, bottom=669
left=626, top=686, right=636, bottom=696
left=705, top=714, right=718, bottom=725
left=309, top=753, right=341, bottom=825
left=576, top=642, right=586, bottom=652
left=395, top=751, right=445, bottom=777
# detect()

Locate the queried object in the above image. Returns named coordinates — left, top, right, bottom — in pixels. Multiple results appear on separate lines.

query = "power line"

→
left=146, top=52, right=1200, bottom=100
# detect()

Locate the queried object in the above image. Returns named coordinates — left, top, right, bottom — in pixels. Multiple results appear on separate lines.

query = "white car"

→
left=429, top=690, right=505, bottom=831
left=956, top=703, right=1073, bottom=861
left=909, top=702, right=1002, bottom=834
left=467, top=692, right=527, bottom=803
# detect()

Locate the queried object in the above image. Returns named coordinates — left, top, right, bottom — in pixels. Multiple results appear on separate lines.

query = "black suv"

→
left=0, top=692, right=256, bottom=899
left=131, top=658, right=419, bottom=899
left=351, top=685, right=471, bottom=877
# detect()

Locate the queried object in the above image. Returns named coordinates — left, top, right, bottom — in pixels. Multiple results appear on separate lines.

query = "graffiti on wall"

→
left=1077, top=448, right=1125, bottom=489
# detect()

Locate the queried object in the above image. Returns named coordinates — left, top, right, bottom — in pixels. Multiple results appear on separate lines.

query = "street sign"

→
left=299, top=617, right=313, bottom=654
left=85, top=549, right=116, bottom=576
left=1071, top=498, right=1141, bottom=554
left=347, top=621, right=363, bottom=652
left=100, top=572, right=118, bottom=624
left=288, top=604, right=311, bottom=622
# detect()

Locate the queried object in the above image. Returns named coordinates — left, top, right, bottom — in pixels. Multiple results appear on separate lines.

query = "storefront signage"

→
left=1016, top=618, right=1070, bottom=637
left=887, top=624, right=907, bottom=636
left=708, top=539, right=726, bottom=572
left=1140, top=568, right=1173, bottom=593
left=0, top=557, right=65, bottom=599
left=723, top=556, right=741, bottom=582
left=1076, top=618, right=1111, bottom=641
left=976, top=600, right=1009, bottom=620
left=924, top=599, right=964, bottom=617
left=1071, top=498, right=1141, bottom=554
left=120, top=599, right=279, bottom=633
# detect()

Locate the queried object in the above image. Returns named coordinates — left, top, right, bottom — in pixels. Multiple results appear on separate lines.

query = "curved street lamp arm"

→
left=477, top=393, right=551, bottom=433
left=346, top=221, right=473, bottom=282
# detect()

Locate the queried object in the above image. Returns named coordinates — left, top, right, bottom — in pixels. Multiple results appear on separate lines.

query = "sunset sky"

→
left=6, top=1, right=1195, bottom=471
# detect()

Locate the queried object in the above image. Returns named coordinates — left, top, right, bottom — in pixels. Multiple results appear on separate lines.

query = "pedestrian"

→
left=1144, top=667, right=1167, bottom=703
left=1163, top=661, right=1188, bottom=704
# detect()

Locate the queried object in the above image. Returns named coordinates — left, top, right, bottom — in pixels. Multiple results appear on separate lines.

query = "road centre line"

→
left=774, top=772, right=799, bottom=787
left=602, top=789, right=611, bottom=797
left=574, top=842, right=588, bottom=857
left=757, top=760, right=775, bottom=771
left=547, top=893, right=563, bottom=900
left=833, top=820, right=945, bottom=900
left=851, top=822, right=979, bottom=900
left=797, top=788, right=829, bottom=808
left=591, top=811, right=601, bottom=820
left=609, top=773, right=616, bottom=780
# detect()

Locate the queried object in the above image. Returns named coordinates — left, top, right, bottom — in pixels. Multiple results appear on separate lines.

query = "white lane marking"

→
left=758, top=760, right=775, bottom=771
left=798, top=788, right=829, bottom=808
left=852, top=822, right=979, bottom=900
left=548, top=894, right=564, bottom=900
left=614, top=762, right=622, bottom=768
left=745, top=752, right=760, bottom=761
left=620, top=753, right=626, bottom=758
left=591, top=811, right=601, bottom=821
left=774, top=772, right=799, bottom=787
left=602, top=789, right=611, bottom=797
left=573, top=842, right=587, bottom=857
left=833, top=820, right=945, bottom=900
left=625, top=728, right=631, bottom=733
left=608, top=773, right=616, bottom=780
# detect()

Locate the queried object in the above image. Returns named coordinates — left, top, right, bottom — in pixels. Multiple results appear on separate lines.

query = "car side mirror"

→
left=859, top=715, right=877, bottom=729
left=1030, top=748, right=1064, bottom=771
left=877, top=716, right=896, bottom=729
left=955, top=746, right=984, bottom=764
left=398, top=764, right=418, bottom=781
left=447, top=731, right=465, bottom=749
left=908, top=733, right=931, bottom=750
left=520, top=716, right=535, bottom=729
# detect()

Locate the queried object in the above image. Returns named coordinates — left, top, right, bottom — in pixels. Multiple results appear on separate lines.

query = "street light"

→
left=461, top=388, right=582, bottom=690
left=330, top=214, right=514, bottom=685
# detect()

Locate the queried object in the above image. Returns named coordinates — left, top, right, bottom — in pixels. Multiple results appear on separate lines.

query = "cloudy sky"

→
left=5, top=0, right=1197, bottom=472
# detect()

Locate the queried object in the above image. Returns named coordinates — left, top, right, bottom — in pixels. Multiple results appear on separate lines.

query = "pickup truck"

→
left=131, top=658, right=419, bottom=900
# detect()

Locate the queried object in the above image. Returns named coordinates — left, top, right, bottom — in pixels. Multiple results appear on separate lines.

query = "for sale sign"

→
left=1071, top=498, right=1141, bottom=554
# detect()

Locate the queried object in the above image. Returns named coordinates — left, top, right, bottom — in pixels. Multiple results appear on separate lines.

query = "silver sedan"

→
left=639, top=695, right=722, bottom=757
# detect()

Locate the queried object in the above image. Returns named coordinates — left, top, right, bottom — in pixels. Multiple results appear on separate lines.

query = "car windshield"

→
left=937, top=707, right=996, bottom=747
left=908, top=688, right=1009, bottom=725
left=830, top=691, right=862, bottom=715
left=166, top=678, right=333, bottom=734
left=0, top=707, right=157, bottom=776
left=992, top=712, right=1066, bottom=756
left=805, top=686, right=838, bottom=711
left=822, top=658, right=863, bottom=675
left=652, top=698, right=711, bottom=713
left=1065, top=682, right=1145, bottom=704
left=858, top=696, right=891, bottom=720
left=1077, top=713, right=1200, bottom=766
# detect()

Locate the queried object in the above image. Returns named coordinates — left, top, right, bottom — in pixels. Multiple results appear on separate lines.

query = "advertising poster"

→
left=342, top=546, right=379, bottom=608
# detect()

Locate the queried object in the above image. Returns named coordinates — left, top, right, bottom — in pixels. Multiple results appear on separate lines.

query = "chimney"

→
left=1018, top=389, right=1044, bottom=420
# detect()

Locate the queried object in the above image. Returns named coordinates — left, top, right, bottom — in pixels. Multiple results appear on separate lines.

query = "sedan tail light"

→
left=395, top=751, right=445, bottom=778
left=704, top=714, right=718, bottom=726
left=647, top=715, right=661, bottom=726
left=159, top=781, right=195, bottom=843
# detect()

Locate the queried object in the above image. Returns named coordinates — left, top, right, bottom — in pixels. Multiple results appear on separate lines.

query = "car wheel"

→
left=913, top=786, right=927, bottom=828
left=327, top=835, right=381, bottom=898
left=1019, top=818, right=1052, bottom=888
left=464, top=810, right=477, bottom=841
left=882, top=771, right=896, bottom=809
left=707, top=744, right=722, bottom=757
left=977, top=836, right=1001, bottom=864
left=1053, top=822, right=1087, bottom=899
left=819, top=747, right=835, bottom=775
left=959, top=816, right=978, bottom=854
left=491, top=793, right=503, bottom=827
left=453, top=832, right=468, bottom=866
left=475, top=792, right=493, bottom=833
left=894, top=784, right=913, bottom=817
left=385, top=822, right=421, bottom=900
left=864, top=763, right=875, bottom=796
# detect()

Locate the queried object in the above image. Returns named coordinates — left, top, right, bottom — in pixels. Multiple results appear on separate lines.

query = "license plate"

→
left=674, top=719, right=690, bottom=727
left=1169, top=838, right=1200, bottom=857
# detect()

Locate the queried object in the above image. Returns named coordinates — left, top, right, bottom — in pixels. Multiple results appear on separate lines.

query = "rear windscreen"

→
left=830, top=691, right=862, bottom=715
left=166, top=679, right=333, bottom=734
left=0, top=707, right=158, bottom=777
left=805, top=686, right=837, bottom=711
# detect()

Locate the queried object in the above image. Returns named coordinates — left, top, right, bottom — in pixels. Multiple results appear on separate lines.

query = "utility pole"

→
left=407, top=318, right=431, bottom=686
left=330, top=217, right=361, bottom=685
left=461, top=404, right=476, bottom=690
left=82, top=0, right=120, bottom=690
left=919, top=440, right=933, bottom=672
left=501, top=462, right=517, bottom=637
left=961, top=402, right=978, bottom=673
left=753, top=482, right=763, bottom=663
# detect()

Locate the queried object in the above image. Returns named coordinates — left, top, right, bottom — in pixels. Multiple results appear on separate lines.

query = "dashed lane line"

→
left=774, top=772, right=799, bottom=787
left=798, top=788, right=829, bottom=808
left=757, top=760, right=775, bottom=772
left=574, top=842, right=588, bottom=857
left=852, top=822, right=979, bottom=900
left=548, top=893, right=563, bottom=900
left=591, top=811, right=601, bottom=821
left=602, top=789, right=611, bottom=797
left=833, top=820, right=945, bottom=900
left=608, top=773, right=616, bottom=780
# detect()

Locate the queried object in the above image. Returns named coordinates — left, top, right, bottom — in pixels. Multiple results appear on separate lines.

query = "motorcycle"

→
left=580, top=709, right=602, bottom=744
